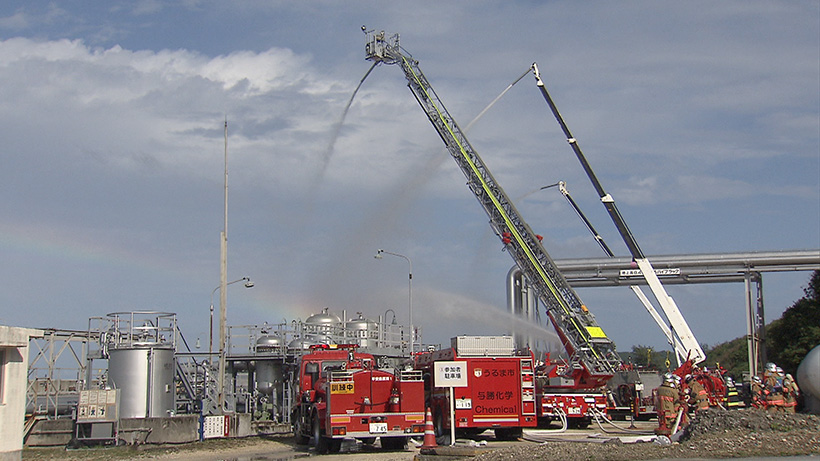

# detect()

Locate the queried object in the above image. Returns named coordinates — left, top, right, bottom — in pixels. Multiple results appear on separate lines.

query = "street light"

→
left=209, top=277, right=254, bottom=358
left=375, top=249, right=413, bottom=352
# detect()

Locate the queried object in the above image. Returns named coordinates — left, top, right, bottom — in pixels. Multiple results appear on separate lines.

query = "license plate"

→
left=369, top=422, right=388, bottom=433
left=568, top=407, right=581, bottom=415
left=455, top=398, right=472, bottom=409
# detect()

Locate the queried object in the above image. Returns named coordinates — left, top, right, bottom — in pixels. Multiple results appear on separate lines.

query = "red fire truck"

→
left=414, top=336, right=537, bottom=442
left=535, top=355, right=608, bottom=428
left=291, top=344, right=426, bottom=453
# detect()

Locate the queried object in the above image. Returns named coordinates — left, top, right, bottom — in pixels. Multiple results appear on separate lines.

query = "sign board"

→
left=433, top=360, right=468, bottom=446
left=619, top=268, right=681, bottom=278
left=203, top=415, right=230, bottom=439
left=330, top=382, right=355, bottom=394
left=77, top=389, right=118, bottom=423
left=433, top=361, right=468, bottom=388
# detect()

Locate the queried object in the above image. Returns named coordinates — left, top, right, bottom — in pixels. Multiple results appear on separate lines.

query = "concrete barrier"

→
left=27, top=413, right=259, bottom=447
left=120, top=415, right=199, bottom=444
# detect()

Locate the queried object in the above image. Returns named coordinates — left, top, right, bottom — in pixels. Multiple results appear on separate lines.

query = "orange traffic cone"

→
left=421, top=407, right=438, bottom=449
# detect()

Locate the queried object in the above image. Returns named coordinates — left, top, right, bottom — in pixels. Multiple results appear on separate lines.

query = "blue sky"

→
left=0, top=1, right=817, bottom=354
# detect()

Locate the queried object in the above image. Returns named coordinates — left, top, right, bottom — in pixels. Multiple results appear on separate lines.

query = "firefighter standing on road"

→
left=655, top=373, right=680, bottom=436
left=686, top=375, right=710, bottom=413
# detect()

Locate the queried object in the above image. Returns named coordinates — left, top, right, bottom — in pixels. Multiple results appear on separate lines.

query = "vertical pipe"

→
left=744, top=273, right=755, bottom=377
left=507, top=266, right=522, bottom=349
left=756, top=275, right=767, bottom=369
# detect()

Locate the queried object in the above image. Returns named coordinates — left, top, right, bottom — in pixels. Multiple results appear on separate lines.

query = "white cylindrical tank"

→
left=304, top=308, right=341, bottom=337
left=287, top=337, right=313, bottom=357
left=108, top=347, right=175, bottom=418
left=255, top=335, right=284, bottom=395
left=256, top=335, right=283, bottom=355
left=796, top=344, right=820, bottom=414
left=346, top=312, right=377, bottom=347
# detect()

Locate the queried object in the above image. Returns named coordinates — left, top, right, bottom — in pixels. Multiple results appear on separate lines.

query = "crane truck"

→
left=530, top=63, right=705, bottom=368
left=364, top=30, right=622, bottom=431
left=530, top=64, right=746, bottom=413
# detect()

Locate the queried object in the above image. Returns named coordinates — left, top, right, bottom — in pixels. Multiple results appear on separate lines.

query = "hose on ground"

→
left=590, top=408, right=655, bottom=435
left=521, top=408, right=568, bottom=442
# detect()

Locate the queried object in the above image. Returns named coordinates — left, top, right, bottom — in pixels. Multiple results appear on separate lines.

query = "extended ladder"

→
left=364, top=30, right=620, bottom=387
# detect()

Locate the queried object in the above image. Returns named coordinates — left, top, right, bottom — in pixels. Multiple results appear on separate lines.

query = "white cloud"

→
left=0, top=2, right=815, bottom=353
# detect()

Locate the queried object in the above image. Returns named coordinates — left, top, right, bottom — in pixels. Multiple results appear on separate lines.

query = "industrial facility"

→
left=2, top=26, right=818, bottom=461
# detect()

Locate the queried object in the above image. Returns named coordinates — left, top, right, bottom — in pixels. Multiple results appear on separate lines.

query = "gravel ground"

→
left=474, top=409, right=820, bottom=461
left=23, top=409, right=820, bottom=460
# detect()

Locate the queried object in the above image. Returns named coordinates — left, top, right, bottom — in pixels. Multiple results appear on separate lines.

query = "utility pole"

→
left=217, top=118, right=229, bottom=414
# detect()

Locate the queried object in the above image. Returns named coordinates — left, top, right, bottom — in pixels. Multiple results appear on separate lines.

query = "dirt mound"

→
left=682, top=408, right=820, bottom=441
left=473, top=409, right=820, bottom=461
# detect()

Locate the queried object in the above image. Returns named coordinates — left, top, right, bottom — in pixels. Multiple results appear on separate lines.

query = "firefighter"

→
left=763, top=362, right=784, bottom=413
left=725, top=376, right=742, bottom=409
left=686, top=374, right=710, bottom=412
left=782, top=373, right=799, bottom=413
left=750, top=375, right=765, bottom=409
left=655, top=373, right=680, bottom=436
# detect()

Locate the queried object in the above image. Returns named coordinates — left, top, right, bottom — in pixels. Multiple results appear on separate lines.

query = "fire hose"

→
left=521, top=408, right=568, bottom=442
left=589, top=408, right=655, bottom=435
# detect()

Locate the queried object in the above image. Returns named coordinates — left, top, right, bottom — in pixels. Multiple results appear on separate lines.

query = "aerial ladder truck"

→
left=363, top=30, right=622, bottom=393
left=530, top=63, right=705, bottom=368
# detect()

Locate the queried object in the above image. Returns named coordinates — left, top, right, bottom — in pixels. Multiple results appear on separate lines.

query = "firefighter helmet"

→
left=663, top=373, right=675, bottom=384
left=765, top=362, right=777, bottom=372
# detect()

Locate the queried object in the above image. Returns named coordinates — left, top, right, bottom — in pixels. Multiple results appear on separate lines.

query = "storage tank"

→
left=287, top=337, right=313, bottom=358
left=797, top=344, right=820, bottom=414
left=108, top=347, right=175, bottom=418
left=102, top=311, right=178, bottom=419
left=346, top=312, right=378, bottom=347
left=304, top=308, right=341, bottom=337
left=255, top=335, right=284, bottom=395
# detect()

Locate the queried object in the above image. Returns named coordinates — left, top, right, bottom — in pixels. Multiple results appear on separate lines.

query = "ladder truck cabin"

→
left=413, top=336, right=537, bottom=442
left=364, top=29, right=622, bottom=424
left=290, top=344, right=426, bottom=454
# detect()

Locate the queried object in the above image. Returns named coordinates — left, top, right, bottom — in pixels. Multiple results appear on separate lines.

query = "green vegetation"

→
left=703, top=336, right=747, bottom=377
left=766, top=270, right=820, bottom=376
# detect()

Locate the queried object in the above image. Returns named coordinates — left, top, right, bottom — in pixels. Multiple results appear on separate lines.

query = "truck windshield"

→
left=321, top=361, right=346, bottom=377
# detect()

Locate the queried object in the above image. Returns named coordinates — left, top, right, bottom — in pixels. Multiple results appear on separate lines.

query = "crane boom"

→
left=553, top=181, right=680, bottom=357
left=364, top=30, right=620, bottom=387
left=531, top=63, right=705, bottom=365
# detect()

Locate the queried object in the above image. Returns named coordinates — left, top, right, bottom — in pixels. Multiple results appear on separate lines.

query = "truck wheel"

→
left=434, top=412, right=451, bottom=446
left=312, top=416, right=329, bottom=454
left=494, top=427, right=523, bottom=441
left=293, top=415, right=309, bottom=445
left=380, top=436, right=407, bottom=450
